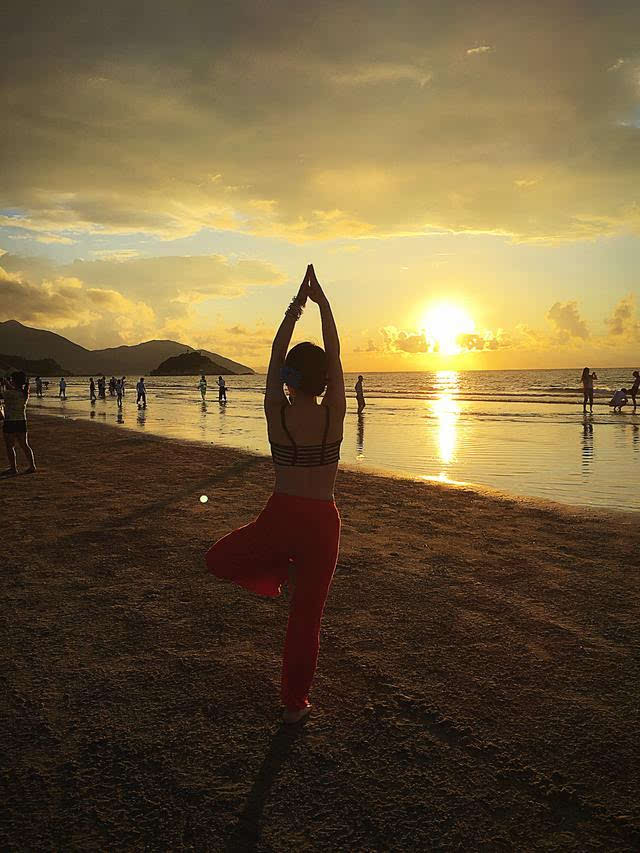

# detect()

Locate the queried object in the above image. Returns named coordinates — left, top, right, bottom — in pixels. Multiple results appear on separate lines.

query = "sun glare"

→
left=421, top=304, right=476, bottom=356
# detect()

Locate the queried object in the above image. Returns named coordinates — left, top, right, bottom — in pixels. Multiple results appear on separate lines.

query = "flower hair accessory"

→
left=280, top=366, right=302, bottom=388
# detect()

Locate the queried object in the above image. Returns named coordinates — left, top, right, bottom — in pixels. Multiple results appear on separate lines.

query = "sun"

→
left=421, top=304, right=476, bottom=356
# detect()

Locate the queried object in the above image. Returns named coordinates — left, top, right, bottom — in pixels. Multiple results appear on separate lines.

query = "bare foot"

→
left=282, top=706, right=311, bottom=724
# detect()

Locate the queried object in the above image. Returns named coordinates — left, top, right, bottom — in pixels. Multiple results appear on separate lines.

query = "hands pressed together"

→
left=295, top=264, right=325, bottom=308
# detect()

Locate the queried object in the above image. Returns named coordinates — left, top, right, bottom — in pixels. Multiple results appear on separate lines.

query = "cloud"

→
left=331, top=63, right=432, bottom=88
left=0, top=251, right=286, bottom=349
left=547, top=300, right=589, bottom=340
left=0, top=266, right=154, bottom=338
left=2, top=2, right=640, bottom=244
left=606, top=293, right=639, bottom=337
left=378, top=325, right=507, bottom=355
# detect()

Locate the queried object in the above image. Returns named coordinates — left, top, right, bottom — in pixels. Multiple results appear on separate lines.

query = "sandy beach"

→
left=2, top=413, right=639, bottom=851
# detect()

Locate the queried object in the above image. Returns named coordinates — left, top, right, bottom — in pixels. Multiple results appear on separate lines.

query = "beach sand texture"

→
left=2, top=414, right=639, bottom=851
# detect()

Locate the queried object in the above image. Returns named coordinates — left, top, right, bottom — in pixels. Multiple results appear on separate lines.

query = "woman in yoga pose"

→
left=206, top=264, right=345, bottom=723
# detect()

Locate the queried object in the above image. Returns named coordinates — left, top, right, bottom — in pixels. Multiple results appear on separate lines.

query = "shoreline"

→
left=3, top=414, right=639, bottom=849
left=28, top=411, right=639, bottom=520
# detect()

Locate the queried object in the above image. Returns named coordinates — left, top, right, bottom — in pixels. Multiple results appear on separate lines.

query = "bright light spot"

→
left=200, top=495, right=208, bottom=503
left=421, top=304, right=475, bottom=355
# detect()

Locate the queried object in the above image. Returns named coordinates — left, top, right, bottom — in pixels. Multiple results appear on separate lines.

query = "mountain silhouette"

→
left=0, top=320, right=254, bottom=375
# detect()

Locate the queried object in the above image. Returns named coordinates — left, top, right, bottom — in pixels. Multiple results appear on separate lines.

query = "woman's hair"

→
left=11, top=371, right=29, bottom=399
left=581, top=367, right=590, bottom=381
left=285, top=342, right=328, bottom=396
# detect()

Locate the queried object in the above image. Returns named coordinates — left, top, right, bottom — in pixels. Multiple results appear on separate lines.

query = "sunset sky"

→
left=1, top=1, right=639, bottom=371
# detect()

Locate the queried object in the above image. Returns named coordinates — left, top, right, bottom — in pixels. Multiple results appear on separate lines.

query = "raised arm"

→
left=264, top=267, right=310, bottom=409
left=308, top=265, right=345, bottom=412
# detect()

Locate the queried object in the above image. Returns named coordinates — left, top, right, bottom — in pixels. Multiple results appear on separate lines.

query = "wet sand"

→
left=2, top=414, right=639, bottom=850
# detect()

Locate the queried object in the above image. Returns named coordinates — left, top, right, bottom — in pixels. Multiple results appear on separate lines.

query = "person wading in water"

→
left=206, top=264, right=345, bottom=723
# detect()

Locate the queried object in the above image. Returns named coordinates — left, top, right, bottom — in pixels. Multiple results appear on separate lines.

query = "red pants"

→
left=205, top=492, right=340, bottom=711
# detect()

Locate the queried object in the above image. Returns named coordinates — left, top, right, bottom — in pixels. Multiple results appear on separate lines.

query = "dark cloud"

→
left=547, top=300, right=589, bottom=340
left=2, top=2, right=640, bottom=242
left=606, top=293, right=639, bottom=337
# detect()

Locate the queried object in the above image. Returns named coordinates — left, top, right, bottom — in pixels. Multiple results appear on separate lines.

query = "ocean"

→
left=28, top=368, right=640, bottom=512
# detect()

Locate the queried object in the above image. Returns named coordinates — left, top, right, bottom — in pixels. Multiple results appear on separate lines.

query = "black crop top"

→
left=270, top=404, right=342, bottom=467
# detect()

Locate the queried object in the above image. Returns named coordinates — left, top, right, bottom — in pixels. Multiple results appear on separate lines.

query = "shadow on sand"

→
left=224, top=722, right=307, bottom=852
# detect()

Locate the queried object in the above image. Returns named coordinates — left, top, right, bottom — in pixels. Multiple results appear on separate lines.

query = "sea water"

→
left=30, top=369, right=640, bottom=512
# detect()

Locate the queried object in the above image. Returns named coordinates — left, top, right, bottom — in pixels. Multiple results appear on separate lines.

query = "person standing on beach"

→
left=120, top=376, right=127, bottom=396
left=580, top=367, right=596, bottom=413
left=98, top=375, right=106, bottom=398
left=89, top=377, right=96, bottom=402
left=355, top=374, right=366, bottom=414
left=59, top=377, right=67, bottom=400
left=217, top=375, right=227, bottom=404
left=206, top=264, right=345, bottom=724
left=199, top=374, right=207, bottom=401
left=35, top=376, right=43, bottom=398
left=630, top=371, right=639, bottom=412
left=1, top=371, right=36, bottom=476
left=116, top=378, right=123, bottom=408
left=136, top=377, right=147, bottom=408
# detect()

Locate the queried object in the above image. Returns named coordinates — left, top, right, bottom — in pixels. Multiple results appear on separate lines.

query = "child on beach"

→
left=206, top=264, right=345, bottom=724
left=609, top=389, right=628, bottom=412
left=199, top=375, right=207, bottom=401
left=1, top=371, right=36, bottom=476
left=59, top=377, right=67, bottom=399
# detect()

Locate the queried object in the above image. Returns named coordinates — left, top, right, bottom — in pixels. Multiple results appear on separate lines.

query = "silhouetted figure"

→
left=121, top=376, right=126, bottom=396
left=206, top=263, right=345, bottom=725
left=116, top=378, right=123, bottom=408
left=609, top=389, right=628, bottom=413
left=199, top=374, right=207, bottom=401
left=218, top=375, right=227, bottom=404
left=355, top=374, right=366, bottom=413
left=35, top=376, right=43, bottom=398
left=109, top=376, right=116, bottom=396
left=630, top=371, right=639, bottom=412
left=136, top=377, right=147, bottom=408
left=98, top=375, right=106, bottom=399
left=89, top=377, right=96, bottom=402
left=580, top=367, right=596, bottom=413
left=1, top=371, right=36, bottom=476
left=59, top=377, right=67, bottom=400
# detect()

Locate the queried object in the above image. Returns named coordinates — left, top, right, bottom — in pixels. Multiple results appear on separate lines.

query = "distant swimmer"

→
left=35, top=376, right=43, bottom=398
left=59, top=377, right=67, bottom=400
left=136, top=377, right=147, bottom=408
left=89, top=377, right=96, bottom=402
left=630, top=371, right=639, bottom=412
left=218, top=375, right=227, bottom=404
left=199, top=374, right=207, bottom=401
left=580, top=367, right=597, bottom=413
left=1, top=371, right=36, bottom=476
left=609, top=389, right=628, bottom=413
left=355, top=374, right=366, bottom=414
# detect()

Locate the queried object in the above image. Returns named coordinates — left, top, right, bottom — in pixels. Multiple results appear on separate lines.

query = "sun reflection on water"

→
left=432, top=370, right=461, bottom=471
